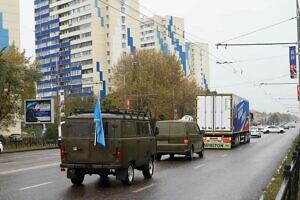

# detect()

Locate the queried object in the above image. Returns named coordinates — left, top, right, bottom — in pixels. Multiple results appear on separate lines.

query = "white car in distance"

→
left=250, top=126, right=261, bottom=138
left=263, top=125, right=284, bottom=134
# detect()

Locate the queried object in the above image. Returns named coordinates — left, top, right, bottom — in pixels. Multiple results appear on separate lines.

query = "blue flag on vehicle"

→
left=93, top=94, right=105, bottom=147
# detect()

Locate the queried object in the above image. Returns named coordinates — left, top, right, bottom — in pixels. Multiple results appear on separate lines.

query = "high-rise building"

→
left=34, top=0, right=140, bottom=100
left=0, top=0, right=21, bottom=136
left=0, top=0, right=20, bottom=49
left=140, top=16, right=187, bottom=74
left=186, top=42, right=209, bottom=90
left=140, top=15, right=209, bottom=90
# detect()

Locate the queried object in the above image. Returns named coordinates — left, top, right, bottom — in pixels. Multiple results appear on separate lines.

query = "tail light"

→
left=116, top=147, right=121, bottom=161
left=60, top=146, right=65, bottom=161
left=183, top=138, right=189, bottom=145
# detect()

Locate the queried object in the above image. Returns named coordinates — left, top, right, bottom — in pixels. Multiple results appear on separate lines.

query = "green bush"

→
left=44, top=124, right=58, bottom=140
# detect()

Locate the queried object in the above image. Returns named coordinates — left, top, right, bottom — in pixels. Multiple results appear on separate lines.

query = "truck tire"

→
left=121, top=163, right=134, bottom=185
left=142, top=158, right=154, bottom=179
left=70, top=170, right=85, bottom=185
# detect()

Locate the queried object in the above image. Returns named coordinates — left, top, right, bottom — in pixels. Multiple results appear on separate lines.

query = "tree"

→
left=0, top=45, right=41, bottom=129
left=63, top=96, right=95, bottom=118
left=112, top=50, right=200, bottom=119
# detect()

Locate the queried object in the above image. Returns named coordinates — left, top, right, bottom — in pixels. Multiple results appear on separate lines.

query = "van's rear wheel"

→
left=143, top=159, right=154, bottom=179
left=156, top=154, right=162, bottom=161
left=197, top=144, right=204, bottom=158
left=187, top=148, right=194, bottom=161
left=121, top=163, right=134, bottom=185
left=70, top=170, right=84, bottom=185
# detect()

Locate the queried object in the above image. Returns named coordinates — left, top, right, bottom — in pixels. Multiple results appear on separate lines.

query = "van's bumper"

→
left=60, top=163, right=121, bottom=169
left=156, top=144, right=190, bottom=155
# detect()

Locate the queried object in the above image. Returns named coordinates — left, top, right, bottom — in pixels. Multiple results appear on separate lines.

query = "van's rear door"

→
left=88, top=119, right=117, bottom=164
left=64, top=119, right=91, bottom=163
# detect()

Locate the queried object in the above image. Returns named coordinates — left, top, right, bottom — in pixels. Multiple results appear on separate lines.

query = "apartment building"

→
left=0, top=0, right=21, bottom=135
left=34, top=0, right=140, bottom=100
left=140, top=15, right=209, bottom=90
left=186, top=42, right=209, bottom=90
left=0, top=0, right=20, bottom=49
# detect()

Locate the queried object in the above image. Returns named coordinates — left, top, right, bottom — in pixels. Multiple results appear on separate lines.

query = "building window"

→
left=107, top=51, right=110, bottom=56
left=121, top=16, right=125, bottom=23
left=122, top=43, right=127, bottom=48
left=122, top=34, right=126, bottom=39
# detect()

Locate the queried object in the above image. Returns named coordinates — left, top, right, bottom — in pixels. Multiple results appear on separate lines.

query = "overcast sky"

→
left=20, top=0, right=299, bottom=115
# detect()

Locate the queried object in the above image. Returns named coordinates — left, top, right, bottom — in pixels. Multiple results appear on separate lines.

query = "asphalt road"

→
left=0, top=126, right=298, bottom=200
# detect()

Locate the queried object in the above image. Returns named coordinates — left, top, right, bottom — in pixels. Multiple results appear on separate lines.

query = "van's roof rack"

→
left=72, top=108, right=151, bottom=119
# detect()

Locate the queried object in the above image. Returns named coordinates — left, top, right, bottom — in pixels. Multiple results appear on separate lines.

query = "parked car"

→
left=0, top=141, right=3, bottom=153
left=250, top=126, right=261, bottom=138
left=263, top=126, right=284, bottom=134
left=9, top=133, right=22, bottom=142
left=60, top=110, right=156, bottom=186
left=155, top=119, right=204, bottom=161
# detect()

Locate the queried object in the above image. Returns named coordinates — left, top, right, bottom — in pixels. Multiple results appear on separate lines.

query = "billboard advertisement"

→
left=24, top=99, right=54, bottom=124
left=289, top=46, right=297, bottom=79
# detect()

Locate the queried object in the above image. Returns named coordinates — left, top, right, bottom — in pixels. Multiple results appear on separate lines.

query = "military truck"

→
left=60, top=110, right=156, bottom=186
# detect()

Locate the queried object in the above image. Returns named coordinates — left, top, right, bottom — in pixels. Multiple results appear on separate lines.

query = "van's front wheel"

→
left=121, top=163, right=134, bottom=185
left=143, top=158, right=154, bottom=179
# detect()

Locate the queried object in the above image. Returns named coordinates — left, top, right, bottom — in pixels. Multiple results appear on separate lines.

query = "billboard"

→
left=24, top=99, right=54, bottom=124
left=289, top=46, right=297, bottom=79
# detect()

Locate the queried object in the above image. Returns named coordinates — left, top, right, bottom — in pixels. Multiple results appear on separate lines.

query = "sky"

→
left=20, top=0, right=299, bottom=115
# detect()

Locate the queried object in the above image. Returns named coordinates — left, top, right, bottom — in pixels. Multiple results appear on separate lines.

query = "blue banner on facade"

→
left=289, top=46, right=297, bottom=79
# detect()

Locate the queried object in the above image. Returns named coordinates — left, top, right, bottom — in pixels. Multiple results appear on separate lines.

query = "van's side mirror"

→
left=154, top=127, right=159, bottom=136
left=200, top=130, right=205, bottom=135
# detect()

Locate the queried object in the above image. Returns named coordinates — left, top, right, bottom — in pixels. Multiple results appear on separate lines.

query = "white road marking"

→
left=19, top=182, right=53, bottom=191
left=0, top=162, right=59, bottom=175
left=221, top=154, right=228, bottom=158
left=194, top=164, right=205, bottom=169
left=132, top=184, right=155, bottom=193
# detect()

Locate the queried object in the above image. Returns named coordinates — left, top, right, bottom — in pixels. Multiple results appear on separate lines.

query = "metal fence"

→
left=275, top=142, right=300, bottom=200
left=2, top=137, right=58, bottom=150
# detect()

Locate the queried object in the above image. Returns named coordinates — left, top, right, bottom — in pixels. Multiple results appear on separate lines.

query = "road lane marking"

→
left=132, top=184, right=155, bottom=193
left=221, top=154, right=228, bottom=158
left=19, top=182, right=53, bottom=191
left=0, top=162, right=59, bottom=175
left=194, top=164, right=205, bottom=169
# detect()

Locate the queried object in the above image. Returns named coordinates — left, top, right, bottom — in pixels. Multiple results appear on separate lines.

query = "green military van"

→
left=155, top=120, right=204, bottom=161
left=60, top=110, right=156, bottom=186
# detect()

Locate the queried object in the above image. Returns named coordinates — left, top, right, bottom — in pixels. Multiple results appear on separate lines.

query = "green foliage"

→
left=112, top=50, right=201, bottom=119
left=64, top=96, right=95, bottom=117
left=101, top=92, right=120, bottom=110
left=0, top=45, right=40, bottom=129
left=44, top=124, right=58, bottom=140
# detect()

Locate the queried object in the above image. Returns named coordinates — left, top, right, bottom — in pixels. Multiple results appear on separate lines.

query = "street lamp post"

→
left=56, top=47, right=62, bottom=139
